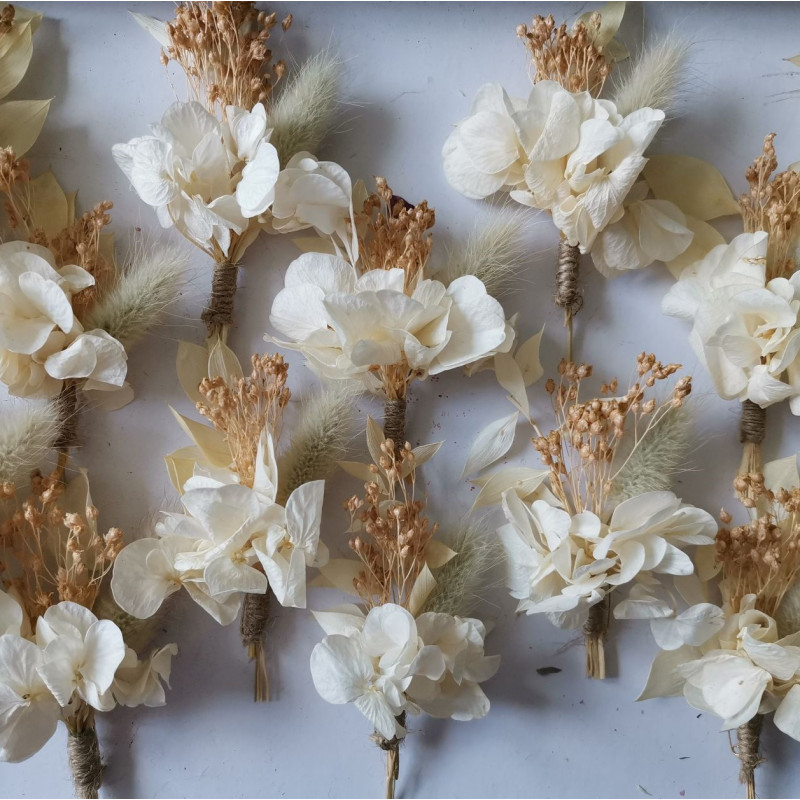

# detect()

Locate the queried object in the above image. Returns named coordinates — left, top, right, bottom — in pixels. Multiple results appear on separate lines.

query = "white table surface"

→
left=3, top=2, right=800, bottom=798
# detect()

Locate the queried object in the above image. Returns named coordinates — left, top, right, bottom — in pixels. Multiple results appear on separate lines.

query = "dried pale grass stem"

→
left=54, top=381, right=79, bottom=457
left=583, top=594, right=609, bottom=679
left=372, top=711, right=406, bottom=800
left=66, top=702, right=103, bottom=800
left=735, top=715, right=764, bottom=800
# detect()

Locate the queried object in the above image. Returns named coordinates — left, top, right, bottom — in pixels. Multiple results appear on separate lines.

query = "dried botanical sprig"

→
left=536, top=352, right=692, bottom=518
left=739, top=134, right=800, bottom=280
left=517, top=12, right=612, bottom=95
left=83, top=239, right=188, bottom=349
left=0, top=403, right=58, bottom=485
left=162, top=1, right=290, bottom=116
left=346, top=439, right=437, bottom=609
left=196, top=352, right=290, bottom=488
left=718, top=472, right=800, bottom=618
left=0, top=471, right=124, bottom=622
left=268, top=49, right=341, bottom=166
left=611, top=32, right=690, bottom=116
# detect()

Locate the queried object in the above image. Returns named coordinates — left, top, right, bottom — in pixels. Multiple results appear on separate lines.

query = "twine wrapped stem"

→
left=384, top=396, right=407, bottom=452
left=241, top=591, right=271, bottom=702
left=735, top=715, right=764, bottom=799
left=554, top=240, right=582, bottom=362
left=583, top=594, right=610, bottom=679
left=54, top=381, right=79, bottom=475
left=372, top=712, right=406, bottom=799
left=66, top=702, right=103, bottom=799
left=201, top=259, right=239, bottom=336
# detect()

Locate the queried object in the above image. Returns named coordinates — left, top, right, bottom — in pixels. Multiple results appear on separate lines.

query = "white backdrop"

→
left=3, top=2, right=800, bottom=798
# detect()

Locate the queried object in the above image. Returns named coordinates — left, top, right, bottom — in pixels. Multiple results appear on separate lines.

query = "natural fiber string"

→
left=371, top=712, right=406, bottom=800
left=241, top=591, right=271, bottom=702
left=66, top=704, right=103, bottom=800
left=384, top=397, right=407, bottom=451
left=734, top=715, right=764, bottom=800
left=54, top=381, right=79, bottom=452
left=583, top=594, right=610, bottom=680
left=554, top=240, right=582, bottom=362
left=740, top=399, right=766, bottom=445
left=201, top=259, right=239, bottom=335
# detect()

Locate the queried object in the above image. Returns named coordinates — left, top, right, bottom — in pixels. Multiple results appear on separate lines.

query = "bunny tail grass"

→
left=269, top=50, right=342, bottom=166
left=85, top=239, right=189, bottom=349
left=613, top=405, right=694, bottom=501
left=444, top=212, right=528, bottom=298
left=277, top=383, right=360, bottom=503
left=611, top=32, right=690, bottom=117
left=423, top=519, right=500, bottom=618
left=0, top=403, right=59, bottom=485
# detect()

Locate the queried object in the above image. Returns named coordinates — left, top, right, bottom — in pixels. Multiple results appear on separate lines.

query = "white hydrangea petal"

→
left=81, top=620, right=126, bottom=694
left=310, top=634, right=373, bottom=704
left=774, top=685, right=800, bottom=742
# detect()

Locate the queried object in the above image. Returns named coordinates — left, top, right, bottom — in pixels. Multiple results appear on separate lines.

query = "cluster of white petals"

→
left=269, top=252, right=509, bottom=393
left=640, top=594, right=800, bottom=740
left=0, top=242, right=127, bottom=398
left=309, top=603, right=499, bottom=739
left=0, top=592, right=175, bottom=762
left=498, top=490, right=717, bottom=629
left=111, top=433, right=327, bottom=623
left=443, top=82, right=688, bottom=273
left=113, top=102, right=280, bottom=256
left=663, top=231, right=800, bottom=413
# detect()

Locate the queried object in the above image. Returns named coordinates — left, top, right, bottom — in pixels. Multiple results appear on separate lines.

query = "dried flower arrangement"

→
left=110, top=1, right=356, bottom=700
left=0, top=7, right=185, bottom=797
left=467, top=351, right=715, bottom=680
left=310, top=421, right=499, bottom=799
left=442, top=1, right=701, bottom=359
left=643, top=137, right=800, bottom=796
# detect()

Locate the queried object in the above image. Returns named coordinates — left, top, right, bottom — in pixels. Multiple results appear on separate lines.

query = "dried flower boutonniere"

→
left=472, top=353, right=715, bottom=679
left=443, top=2, right=696, bottom=359
left=310, top=420, right=499, bottom=799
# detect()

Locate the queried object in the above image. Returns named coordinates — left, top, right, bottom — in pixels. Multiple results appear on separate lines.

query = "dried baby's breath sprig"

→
left=536, top=352, right=691, bottom=518
left=197, top=352, right=290, bottom=488
left=0, top=470, right=124, bottom=622
left=346, top=440, right=437, bottom=610
left=517, top=12, right=612, bottom=95
left=740, top=134, right=800, bottom=281
left=162, top=1, right=290, bottom=116
left=717, top=472, right=800, bottom=619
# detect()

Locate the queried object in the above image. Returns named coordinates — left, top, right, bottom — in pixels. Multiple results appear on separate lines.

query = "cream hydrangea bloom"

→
left=112, top=101, right=280, bottom=256
left=498, top=490, right=716, bottom=629
left=0, top=242, right=127, bottom=398
left=663, top=231, right=800, bottom=412
left=269, top=252, right=508, bottom=392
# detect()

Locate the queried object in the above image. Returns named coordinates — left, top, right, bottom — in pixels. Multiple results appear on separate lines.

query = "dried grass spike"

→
left=0, top=403, right=58, bottom=484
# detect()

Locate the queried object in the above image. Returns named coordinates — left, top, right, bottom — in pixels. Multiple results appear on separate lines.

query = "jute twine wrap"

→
left=241, top=591, right=271, bottom=702
left=66, top=706, right=103, bottom=800
left=583, top=594, right=609, bottom=680
left=54, top=381, right=79, bottom=452
left=201, top=260, right=238, bottom=334
left=384, top=397, right=407, bottom=453
left=739, top=400, right=766, bottom=445
left=554, top=241, right=583, bottom=319
left=371, top=712, right=406, bottom=800
left=735, top=715, right=765, bottom=800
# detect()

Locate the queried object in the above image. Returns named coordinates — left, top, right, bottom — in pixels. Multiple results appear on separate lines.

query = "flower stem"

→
left=241, top=591, right=271, bottom=702
left=554, top=240, right=582, bottom=362
left=583, top=594, right=610, bottom=679
left=373, top=712, right=406, bottom=800
left=384, top=396, right=407, bottom=452
left=202, top=258, right=238, bottom=337
left=735, top=715, right=764, bottom=799
left=66, top=701, right=103, bottom=800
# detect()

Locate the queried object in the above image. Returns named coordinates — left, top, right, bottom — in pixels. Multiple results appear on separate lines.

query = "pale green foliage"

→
left=85, top=240, right=188, bottom=349
left=611, top=33, right=690, bottom=117
left=0, top=403, right=58, bottom=484
left=777, top=580, right=800, bottom=639
left=277, top=384, right=359, bottom=503
left=93, top=589, right=167, bottom=654
left=613, top=405, right=694, bottom=501
left=424, top=520, right=499, bottom=618
left=444, top=213, right=528, bottom=298
left=269, top=50, right=341, bottom=166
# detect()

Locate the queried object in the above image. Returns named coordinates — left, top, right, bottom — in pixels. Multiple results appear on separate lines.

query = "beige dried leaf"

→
left=0, top=98, right=50, bottom=155
left=27, top=171, right=68, bottom=238
left=664, top=215, right=725, bottom=279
